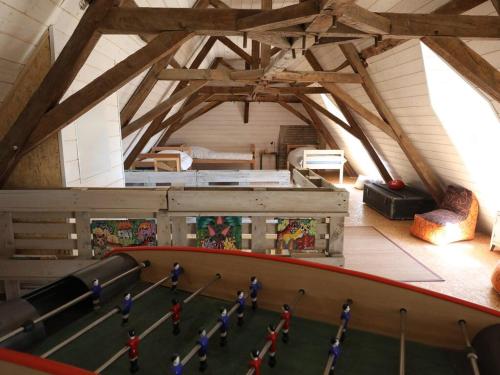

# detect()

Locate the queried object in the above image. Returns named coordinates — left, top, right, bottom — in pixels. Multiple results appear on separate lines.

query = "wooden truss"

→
left=1, top=0, right=499, bottom=196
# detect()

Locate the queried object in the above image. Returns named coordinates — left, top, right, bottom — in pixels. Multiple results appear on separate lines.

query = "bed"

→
left=287, top=146, right=346, bottom=183
left=133, top=145, right=257, bottom=171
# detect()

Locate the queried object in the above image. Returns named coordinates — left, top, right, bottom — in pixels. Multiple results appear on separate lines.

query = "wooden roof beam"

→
left=99, top=8, right=500, bottom=39
left=216, top=36, right=253, bottom=64
left=237, top=1, right=320, bottom=32
left=206, top=95, right=301, bottom=102
left=157, top=68, right=362, bottom=83
left=121, top=36, right=217, bottom=138
left=421, top=36, right=500, bottom=102
left=340, top=42, right=444, bottom=201
left=0, top=0, right=117, bottom=185
left=198, top=86, right=331, bottom=95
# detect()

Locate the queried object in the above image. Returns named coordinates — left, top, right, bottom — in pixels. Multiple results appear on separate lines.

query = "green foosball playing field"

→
left=28, top=281, right=469, bottom=375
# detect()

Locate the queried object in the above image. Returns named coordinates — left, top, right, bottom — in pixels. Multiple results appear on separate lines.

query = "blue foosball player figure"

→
left=340, top=303, right=351, bottom=342
left=91, top=279, right=102, bottom=310
left=121, top=292, right=132, bottom=326
left=329, top=338, right=341, bottom=374
left=218, top=307, right=230, bottom=347
left=249, top=276, right=262, bottom=311
left=171, top=262, right=183, bottom=292
left=171, top=354, right=183, bottom=375
left=236, top=291, right=246, bottom=326
left=197, top=329, right=209, bottom=372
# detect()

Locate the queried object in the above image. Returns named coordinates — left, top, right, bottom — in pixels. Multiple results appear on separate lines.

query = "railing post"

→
left=171, top=216, right=188, bottom=246
left=156, top=211, right=171, bottom=246
left=327, top=216, right=345, bottom=265
left=251, top=216, right=267, bottom=253
left=0, top=212, right=15, bottom=258
left=75, top=211, right=92, bottom=259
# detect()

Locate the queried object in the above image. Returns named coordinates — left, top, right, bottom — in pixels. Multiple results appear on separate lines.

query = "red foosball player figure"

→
left=171, top=298, right=182, bottom=336
left=127, top=329, right=140, bottom=373
left=266, top=324, right=278, bottom=367
left=249, top=350, right=262, bottom=375
left=281, top=304, right=291, bottom=343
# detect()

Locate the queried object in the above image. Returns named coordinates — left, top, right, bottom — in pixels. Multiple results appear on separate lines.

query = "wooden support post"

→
left=75, top=211, right=92, bottom=259
left=171, top=217, right=188, bottom=246
left=0, top=212, right=15, bottom=258
left=339, top=43, right=444, bottom=202
left=156, top=211, right=171, bottom=246
left=4, top=280, right=21, bottom=300
left=251, top=216, right=267, bottom=253
left=327, top=216, right=345, bottom=266
left=260, top=0, right=272, bottom=68
left=0, top=0, right=117, bottom=186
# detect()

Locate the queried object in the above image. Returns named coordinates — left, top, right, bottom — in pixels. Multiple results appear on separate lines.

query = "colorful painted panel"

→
left=276, top=218, right=316, bottom=251
left=91, top=219, right=157, bottom=256
left=196, top=216, right=242, bottom=250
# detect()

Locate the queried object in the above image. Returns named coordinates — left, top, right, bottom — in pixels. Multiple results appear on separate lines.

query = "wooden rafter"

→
left=237, top=0, right=319, bottom=32
left=98, top=7, right=500, bottom=38
left=337, top=4, right=391, bottom=34
left=25, top=31, right=193, bottom=152
left=205, top=95, right=301, bottom=102
left=198, top=86, right=331, bottom=95
left=119, top=0, right=210, bottom=129
left=422, top=37, right=500, bottom=102
left=158, top=101, right=223, bottom=145
left=295, top=94, right=356, bottom=137
left=121, top=36, right=217, bottom=138
left=120, top=52, right=176, bottom=128
left=304, top=51, right=396, bottom=140
left=157, top=68, right=362, bottom=83
left=216, top=36, right=252, bottom=64
left=122, top=80, right=208, bottom=138
left=301, top=101, right=357, bottom=177
left=492, top=0, right=500, bottom=14
left=433, top=0, right=487, bottom=14
left=329, top=97, right=393, bottom=182
left=339, top=43, right=444, bottom=201
left=0, top=0, right=117, bottom=185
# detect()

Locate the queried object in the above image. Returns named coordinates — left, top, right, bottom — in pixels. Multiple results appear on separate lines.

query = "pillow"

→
left=189, top=146, right=213, bottom=159
left=287, top=147, right=315, bottom=168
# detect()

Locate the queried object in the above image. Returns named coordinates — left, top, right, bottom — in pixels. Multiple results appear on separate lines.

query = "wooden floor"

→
left=318, top=173, right=500, bottom=311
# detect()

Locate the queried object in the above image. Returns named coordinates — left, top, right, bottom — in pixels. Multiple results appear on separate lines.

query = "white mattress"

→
left=190, top=146, right=253, bottom=161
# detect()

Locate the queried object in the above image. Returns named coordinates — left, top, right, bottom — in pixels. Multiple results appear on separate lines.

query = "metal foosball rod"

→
left=0, top=260, right=151, bottom=344
left=246, top=289, right=306, bottom=375
left=399, top=309, right=407, bottom=375
left=180, top=302, right=240, bottom=366
left=323, top=299, right=353, bottom=375
left=95, top=273, right=222, bottom=374
left=458, top=320, right=480, bottom=375
left=41, top=273, right=172, bottom=358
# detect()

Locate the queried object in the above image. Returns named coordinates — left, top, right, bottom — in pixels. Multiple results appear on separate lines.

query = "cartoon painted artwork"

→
left=90, top=219, right=157, bottom=257
left=196, top=216, right=242, bottom=250
left=276, top=218, right=316, bottom=251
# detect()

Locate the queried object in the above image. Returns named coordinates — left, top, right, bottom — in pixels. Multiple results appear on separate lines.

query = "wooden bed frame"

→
left=132, top=153, right=181, bottom=171
left=303, top=149, right=346, bottom=184
left=150, top=144, right=257, bottom=170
